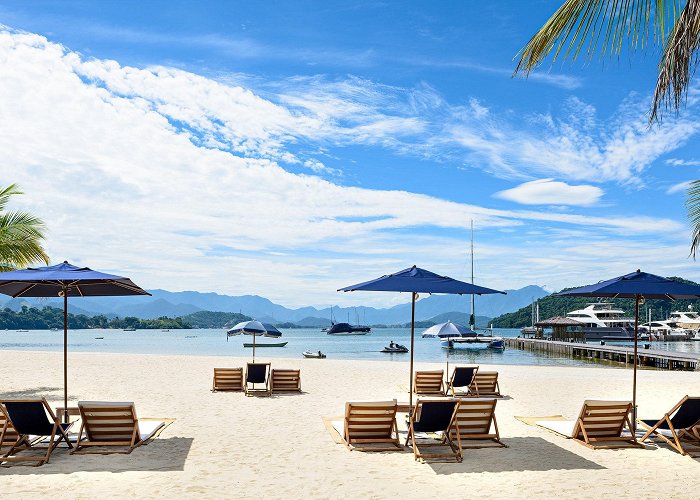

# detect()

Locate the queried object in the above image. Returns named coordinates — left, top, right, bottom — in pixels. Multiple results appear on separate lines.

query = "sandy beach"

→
left=0, top=349, right=698, bottom=499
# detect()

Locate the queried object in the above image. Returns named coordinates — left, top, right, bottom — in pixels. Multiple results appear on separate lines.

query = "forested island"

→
left=0, top=306, right=251, bottom=330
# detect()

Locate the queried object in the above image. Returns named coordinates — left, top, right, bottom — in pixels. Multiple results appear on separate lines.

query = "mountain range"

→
left=0, top=285, right=548, bottom=325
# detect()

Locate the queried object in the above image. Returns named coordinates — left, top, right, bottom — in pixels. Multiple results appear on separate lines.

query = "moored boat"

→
left=326, top=322, right=371, bottom=335
left=303, top=350, right=326, bottom=358
left=243, top=341, right=288, bottom=348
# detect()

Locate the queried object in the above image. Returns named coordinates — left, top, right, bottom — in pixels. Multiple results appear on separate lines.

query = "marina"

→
left=507, top=337, right=700, bottom=371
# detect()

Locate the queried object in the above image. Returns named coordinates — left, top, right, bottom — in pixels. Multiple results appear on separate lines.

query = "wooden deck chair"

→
left=245, top=362, right=271, bottom=396
left=0, top=404, right=26, bottom=450
left=212, top=368, right=243, bottom=392
left=72, top=401, right=163, bottom=454
left=0, top=399, right=72, bottom=466
left=414, top=370, right=445, bottom=396
left=447, top=366, right=478, bottom=396
left=406, top=399, right=462, bottom=462
left=639, top=395, right=700, bottom=456
left=537, top=400, right=641, bottom=449
left=448, top=398, right=506, bottom=449
left=470, top=371, right=501, bottom=397
left=271, top=369, right=301, bottom=393
left=333, top=400, right=401, bottom=451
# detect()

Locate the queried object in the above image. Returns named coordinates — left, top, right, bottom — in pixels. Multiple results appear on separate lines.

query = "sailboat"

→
left=521, top=300, right=539, bottom=335
left=444, top=220, right=505, bottom=351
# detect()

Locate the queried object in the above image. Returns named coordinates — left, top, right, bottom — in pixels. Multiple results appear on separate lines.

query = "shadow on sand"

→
left=0, top=387, right=64, bottom=399
left=427, top=437, right=605, bottom=474
left=0, top=437, right=194, bottom=474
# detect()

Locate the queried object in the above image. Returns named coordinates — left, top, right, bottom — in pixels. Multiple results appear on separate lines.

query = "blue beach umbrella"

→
left=227, top=320, right=282, bottom=362
left=421, top=321, right=477, bottom=339
left=339, top=265, right=505, bottom=407
left=555, top=270, right=700, bottom=429
left=422, top=321, right=477, bottom=378
left=0, top=261, right=150, bottom=421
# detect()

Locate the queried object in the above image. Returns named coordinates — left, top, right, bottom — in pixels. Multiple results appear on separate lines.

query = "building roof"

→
left=535, top=316, right=582, bottom=327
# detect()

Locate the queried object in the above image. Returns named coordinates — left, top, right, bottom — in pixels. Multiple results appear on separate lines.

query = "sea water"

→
left=1, top=327, right=697, bottom=367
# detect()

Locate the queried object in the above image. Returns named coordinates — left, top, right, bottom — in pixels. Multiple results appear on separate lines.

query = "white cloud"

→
left=666, top=158, right=700, bottom=167
left=495, top=179, right=603, bottom=206
left=0, top=28, right=696, bottom=307
left=666, top=181, right=694, bottom=194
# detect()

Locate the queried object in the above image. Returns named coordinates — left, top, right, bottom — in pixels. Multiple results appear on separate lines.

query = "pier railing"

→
left=506, top=338, right=699, bottom=371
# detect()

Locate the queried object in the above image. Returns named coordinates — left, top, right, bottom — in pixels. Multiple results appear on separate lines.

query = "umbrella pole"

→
left=253, top=334, right=256, bottom=363
left=409, top=292, right=416, bottom=410
left=632, top=295, right=639, bottom=433
left=63, top=292, right=68, bottom=424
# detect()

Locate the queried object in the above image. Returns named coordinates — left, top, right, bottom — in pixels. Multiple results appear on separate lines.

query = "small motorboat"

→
left=244, top=341, right=288, bottom=348
left=303, top=351, right=326, bottom=359
left=94, top=337, right=104, bottom=340
left=381, top=344, right=409, bottom=353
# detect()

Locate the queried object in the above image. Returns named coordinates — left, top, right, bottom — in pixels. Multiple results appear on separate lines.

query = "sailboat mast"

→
left=470, top=219, right=475, bottom=330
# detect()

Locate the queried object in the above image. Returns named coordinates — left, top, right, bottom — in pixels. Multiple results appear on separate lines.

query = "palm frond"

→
left=0, top=185, right=50, bottom=270
left=515, top=0, right=679, bottom=74
left=651, top=0, right=700, bottom=122
left=687, top=180, right=700, bottom=258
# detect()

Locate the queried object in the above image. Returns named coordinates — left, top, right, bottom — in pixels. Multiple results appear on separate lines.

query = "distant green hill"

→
left=180, top=311, right=251, bottom=328
left=491, top=277, right=700, bottom=328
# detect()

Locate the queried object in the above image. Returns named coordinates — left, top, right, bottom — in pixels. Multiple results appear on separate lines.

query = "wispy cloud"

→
left=666, top=158, right=700, bottom=167
left=0, top=28, right=695, bottom=306
left=666, top=181, right=694, bottom=194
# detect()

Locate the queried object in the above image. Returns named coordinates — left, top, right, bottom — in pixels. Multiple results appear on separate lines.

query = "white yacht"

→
left=667, top=306, right=700, bottom=331
left=566, top=302, right=637, bottom=341
left=640, top=320, right=691, bottom=340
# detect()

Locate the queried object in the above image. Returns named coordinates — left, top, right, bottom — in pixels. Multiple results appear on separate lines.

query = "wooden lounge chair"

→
left=447, top=366, right=479, bottom=397
left=639, top=395, right=700, bottom=456
left=0, top=405, right=24, bottom=450
left=0, top=399, right=72, bottom=466
left=72, top=401, right=164, bottom=454
left=245, top=362, right=271, bottom=396
left=271, top=369, right=301, bottom=393
left=470, top=371, right=501, bottom=397
left=536, top=400, right=641, bottom=449
left=212, top=367, right=244, bottom=392
left=414, top=370, right=445, bottom=396
left=448, top=398, right=506, bottom=448
left=333, top=400, right=401, bottom=451
left=406, top=398, right=462, bottom=462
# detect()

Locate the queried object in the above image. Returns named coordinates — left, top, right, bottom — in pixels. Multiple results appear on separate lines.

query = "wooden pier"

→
left=506, top=338, right=700, bottom=371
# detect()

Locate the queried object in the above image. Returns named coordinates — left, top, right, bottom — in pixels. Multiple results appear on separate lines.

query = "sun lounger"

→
left=447, top=366, right=478, bottom=396
left=639, top=395, right=700, bottom=456
left=245, top=362, right=271, bottom=396
left=212, top=367, right=244, bottom=392
left=449, top=398, right=506, bottom=448
left=0, top=405, right=24, bottom=450
left=71, top=401, right=164, bottom=454
left=406, top=398, right=462, bottom=462
left=536, top=400, right=641, bottom=449
left=470, top=371, right=501, bottom=397
left=332, top=400, right=400, bottom=451
left=271, top=369, right=301, bottom=393
left=0, top=399, right=72, bottom=466
left=414, top=370, right=445, bottom=396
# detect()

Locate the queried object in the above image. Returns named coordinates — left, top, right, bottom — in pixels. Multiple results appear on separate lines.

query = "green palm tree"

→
left=514, top=1, right=700, bottom=255
left=0, top=184, right=50, bottom=271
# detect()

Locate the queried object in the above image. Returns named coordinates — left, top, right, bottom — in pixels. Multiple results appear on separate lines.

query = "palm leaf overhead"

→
left=687, top=180, right=700, bottom=257
left=0, top=184, right=49, bottom=271
left=514, top=0, right=694, bottom=121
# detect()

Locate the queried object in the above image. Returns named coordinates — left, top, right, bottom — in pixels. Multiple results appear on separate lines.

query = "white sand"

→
left=1, top=349, right=699, bottom=499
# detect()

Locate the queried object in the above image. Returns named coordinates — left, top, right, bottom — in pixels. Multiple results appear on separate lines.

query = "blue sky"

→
left=0, top=1, right=698, bottom=307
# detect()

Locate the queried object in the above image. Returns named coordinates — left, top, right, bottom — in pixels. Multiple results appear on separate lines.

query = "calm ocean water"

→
left=1, top=327, right=698, bottom=367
